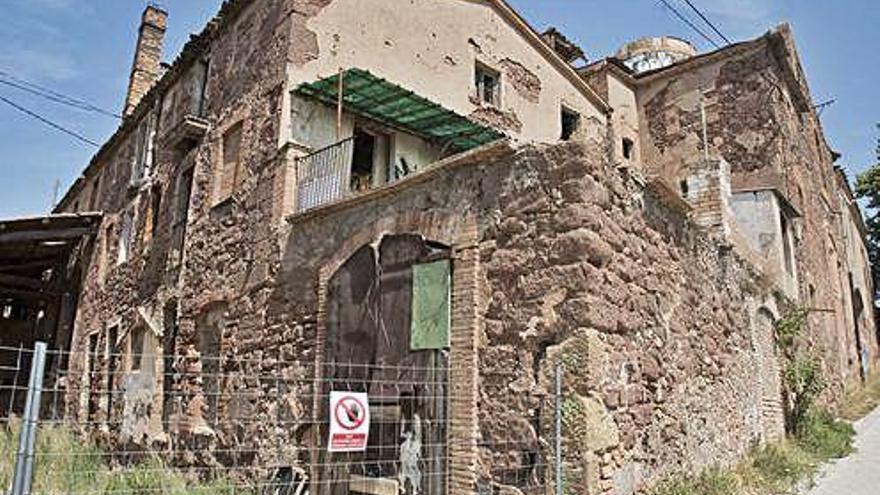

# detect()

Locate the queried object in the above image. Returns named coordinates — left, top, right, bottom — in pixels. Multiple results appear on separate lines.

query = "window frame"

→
left=474, top=62, right=501, bottom=107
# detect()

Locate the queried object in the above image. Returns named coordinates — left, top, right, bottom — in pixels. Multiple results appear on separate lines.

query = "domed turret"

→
left=616, top=37, right=697, bottom=74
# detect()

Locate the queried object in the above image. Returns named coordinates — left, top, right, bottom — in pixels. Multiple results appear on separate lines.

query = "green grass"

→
left=840, top=372, right=880, bottom=421
left=0, top=419, right=245, bottom=495
left=649, top=408, right=854, bottom=495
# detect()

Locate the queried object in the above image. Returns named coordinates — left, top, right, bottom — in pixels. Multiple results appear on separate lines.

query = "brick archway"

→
left=311, top=211, right=481, bottom=495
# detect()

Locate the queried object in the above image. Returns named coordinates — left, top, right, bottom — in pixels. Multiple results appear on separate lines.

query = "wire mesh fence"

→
left=0, top=343, right=566, bottom=495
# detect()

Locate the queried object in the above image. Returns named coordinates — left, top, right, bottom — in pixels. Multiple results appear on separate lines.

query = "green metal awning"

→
left=294, top=68, right=504, bottom=151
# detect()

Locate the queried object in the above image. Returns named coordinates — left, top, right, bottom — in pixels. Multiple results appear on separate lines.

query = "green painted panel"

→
left=411, top=259, right=451, bottom=350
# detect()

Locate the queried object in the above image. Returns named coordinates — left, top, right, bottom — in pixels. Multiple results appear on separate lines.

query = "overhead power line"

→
left=657, top=0, right=722, bottom=50
left=0, top=93, right=101, bottom=148
left=680, top=0, right=733, bottom=45
left=0, top=70, right=121, bottom=119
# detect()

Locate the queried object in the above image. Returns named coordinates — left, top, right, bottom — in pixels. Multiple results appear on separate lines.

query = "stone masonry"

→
left=48, top=2, right=876, bottom=495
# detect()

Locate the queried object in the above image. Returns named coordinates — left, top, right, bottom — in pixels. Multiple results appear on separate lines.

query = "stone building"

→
left=16, top=1, right=873, bottom=494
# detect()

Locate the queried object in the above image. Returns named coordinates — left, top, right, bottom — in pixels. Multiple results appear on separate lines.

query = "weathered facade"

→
left=40, top=1, right=877, bottom=494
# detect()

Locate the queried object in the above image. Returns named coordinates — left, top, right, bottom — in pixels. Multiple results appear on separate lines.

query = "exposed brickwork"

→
left=49, top=5, right=876, bottom=495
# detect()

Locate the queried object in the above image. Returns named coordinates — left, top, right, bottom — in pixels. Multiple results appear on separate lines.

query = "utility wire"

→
left=680, top=0, right=733, bottom=45
left=0, top=69, right=121, bottom=119
left=657, top=0, right=722, bottom=49
left=0, top=94, right=101, bottom=148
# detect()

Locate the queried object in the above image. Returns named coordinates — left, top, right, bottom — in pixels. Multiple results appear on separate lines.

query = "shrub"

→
left=744, top=442, right=815, bottom=492
left=649, top=468, right=738, bottom=495
left=795, top=408, right=855, bottom=459
left=784, top=356, right=825, bottom=434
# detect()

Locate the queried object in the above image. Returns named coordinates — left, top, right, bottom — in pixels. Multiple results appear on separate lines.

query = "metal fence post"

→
left=555, top=363, right=563, bottom=495
left=10, top=341, right=47, bottom=495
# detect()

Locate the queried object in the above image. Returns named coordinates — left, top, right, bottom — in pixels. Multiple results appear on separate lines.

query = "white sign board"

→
left=328, top=391, right=370, bottom=452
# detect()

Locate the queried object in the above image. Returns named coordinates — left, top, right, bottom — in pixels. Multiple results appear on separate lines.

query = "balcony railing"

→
left=295, top=137, right=354, bottom=213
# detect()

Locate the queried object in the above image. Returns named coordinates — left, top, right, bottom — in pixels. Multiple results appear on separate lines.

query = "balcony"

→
left=291, top=68, right=504, bottom=214
left=165, top=115, right=210, bottom=152
left=295, top=138, right=355, bottom=213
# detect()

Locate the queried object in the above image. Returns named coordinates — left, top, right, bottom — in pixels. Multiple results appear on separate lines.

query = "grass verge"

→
left=649, top=408, right=855, bottom=495
left=839, top=372, right=880, bottom=421
left=0, top=419, right=243, bottom=495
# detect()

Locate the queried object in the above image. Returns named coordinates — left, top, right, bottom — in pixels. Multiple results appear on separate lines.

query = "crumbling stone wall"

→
left=635, top=29, right=878, bottom=400
left=269, top=139, right=782, bottom=494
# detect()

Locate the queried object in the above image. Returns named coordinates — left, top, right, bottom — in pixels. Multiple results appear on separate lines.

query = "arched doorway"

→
left=316, top=234, right=452, bottom=495
left=849, top=273, right=867, bottom=381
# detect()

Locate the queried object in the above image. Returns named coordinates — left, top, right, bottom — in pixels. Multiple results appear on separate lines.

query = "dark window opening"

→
left=475, top=64, right=500, bottom=106
left=781, top=213, right=794, bottom=276
left=150, top=184, right=162, bottom=238
left=194, top=59, right=210, bottom=117
left=561, top=107, right=580, bottom=141
left=130, top=326, right=145, bottom=371
left=87, top=334, right=99, bottom=421
left=106, top=325, right=119, bottom=425
left=88, top=176, right=101, bottom=212
left=680, top=180, right=689, bottom=198
left=173, top=167, right=194, bottom=258
left=351, top=128, right=376, bottom=192
left=198, top=302, right=225, bottom=426
left=623, top=138, right=635, bottom=160
left=162, top=301, right=178, bottom=427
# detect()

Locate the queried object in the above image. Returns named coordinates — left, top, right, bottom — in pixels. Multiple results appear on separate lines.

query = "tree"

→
left=855, top=124, right=880, bottom=273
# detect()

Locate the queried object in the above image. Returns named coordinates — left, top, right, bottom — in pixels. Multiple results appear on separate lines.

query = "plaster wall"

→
left=606, top=74, right=641, bottom=167
left=286, top=0, right=606, bottom=144
left=730, top=190, right=796, bottom=297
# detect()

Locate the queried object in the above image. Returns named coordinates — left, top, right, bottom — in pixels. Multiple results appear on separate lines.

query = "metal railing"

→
left=295, top=138, right=354, bottom=213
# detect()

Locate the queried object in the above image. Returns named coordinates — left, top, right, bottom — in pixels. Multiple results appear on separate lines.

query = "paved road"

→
left=807, top=405, right=880, bottom=495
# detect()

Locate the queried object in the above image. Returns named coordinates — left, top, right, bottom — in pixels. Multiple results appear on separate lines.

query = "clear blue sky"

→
left=1, top=0, right=877, bottom=218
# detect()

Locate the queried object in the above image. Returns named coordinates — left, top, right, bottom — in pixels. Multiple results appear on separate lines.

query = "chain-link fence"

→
left=0, top=343, right=567, bottom=495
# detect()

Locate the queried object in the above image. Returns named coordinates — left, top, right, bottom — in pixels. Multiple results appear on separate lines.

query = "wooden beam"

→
left=0, top=226, right=93, bottom=244
left=0, top=273, right=50, bottom=292
left=0, top=286, right=58, bottom=301
left=0, top=258, right=59, bottom=273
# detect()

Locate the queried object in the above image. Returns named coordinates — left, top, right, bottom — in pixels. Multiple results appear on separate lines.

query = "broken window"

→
left=780, top=212, right=794, bottom=277
left=106, top=325, right=119, bottom=425
left=216, top=122, right=244, bottom=204
left=117, top=208, right=135, bottom=265
left=190, top=59, right=210, bottom=117
left=88, top=175, right=101, bottom=212
left=320, top=235, right=451, bottom=494
left=131, top=112, right=157, bottom=187
left=150, top=184, right=162, bottom=239
left=561, top=107, right=580, bottom=141
left=172, top=167, right=194, bottom=260
left=475, top=63, right=501, bottom=106
left=130, top=326, right=146, bottom=372
left=197, top=302, right=226, bottom=427
left=87, top=333, right=99, bottom=421
left=622, top=137, right=635, bottom=160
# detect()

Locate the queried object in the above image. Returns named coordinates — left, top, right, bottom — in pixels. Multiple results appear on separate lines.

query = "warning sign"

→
left=328, top=391, right=370, bottom=452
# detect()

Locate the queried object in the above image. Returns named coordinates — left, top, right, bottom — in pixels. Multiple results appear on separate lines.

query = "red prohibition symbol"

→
left=334, top=396, right=367, bottom=431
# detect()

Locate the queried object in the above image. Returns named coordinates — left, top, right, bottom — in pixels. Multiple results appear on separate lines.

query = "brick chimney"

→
left=123, top=5, right=167, bottom=117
